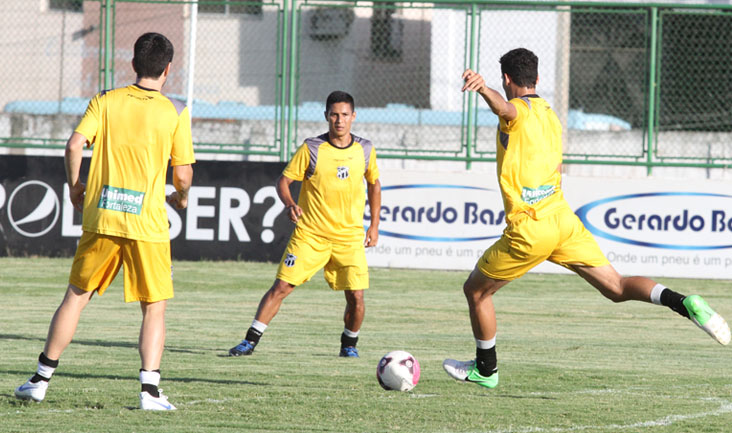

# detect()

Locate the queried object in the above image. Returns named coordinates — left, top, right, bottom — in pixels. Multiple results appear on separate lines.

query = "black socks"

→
left=245, top=327, right=263, bottom=346
left=660, top=289, right=690, bottom=319
left=340, top=332, right=358, bottom=349
left=475, top=347, right=497, bottom=377
left=141, top=383, right=159, bottom=398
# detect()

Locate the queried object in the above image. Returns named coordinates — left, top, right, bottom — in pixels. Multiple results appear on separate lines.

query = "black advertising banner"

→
left=0, top=155, right=296, bottom=261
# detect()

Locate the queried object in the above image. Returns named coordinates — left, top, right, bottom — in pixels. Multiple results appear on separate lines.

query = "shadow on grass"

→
left=0, top=333, right=210, bottom=355
left=492, top=394, right=558, bottom=400
left=4, top=369, right=269, bottom=387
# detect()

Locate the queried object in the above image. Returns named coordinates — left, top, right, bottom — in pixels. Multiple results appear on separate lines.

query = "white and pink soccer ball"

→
left=376, top=350, right=421, bottom=391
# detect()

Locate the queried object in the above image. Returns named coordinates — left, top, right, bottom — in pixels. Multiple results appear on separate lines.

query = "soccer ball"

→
left=376, top=350, right=420, bottom=391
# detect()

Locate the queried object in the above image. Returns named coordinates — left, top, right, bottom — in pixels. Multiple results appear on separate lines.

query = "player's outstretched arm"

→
left=276, top=174, right=302, bottom=223
left=461, top=69, right=517, bottom=122
left=167, top=164, right=193, bottom=209
left=64, top=132, right=88, bottom=213
left=365, top=179, right=381, bottom=247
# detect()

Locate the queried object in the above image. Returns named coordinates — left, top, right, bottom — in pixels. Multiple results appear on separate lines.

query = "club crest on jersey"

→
left=284, top=253, right=297, bottom=267
left=337, top=166, right=349, bottom=180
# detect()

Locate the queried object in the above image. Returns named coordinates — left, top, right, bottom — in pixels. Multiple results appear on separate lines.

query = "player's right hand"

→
left=69, top=182, right=85, bottom=213
left=462, top=69, right=485, bottom=93
left=286, top=204, right=303, bottom=223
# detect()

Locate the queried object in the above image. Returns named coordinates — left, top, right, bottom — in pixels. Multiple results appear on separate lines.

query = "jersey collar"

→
left=324, top=132, right=354, bottom=150
left=132, top=83, right=159, bottom=93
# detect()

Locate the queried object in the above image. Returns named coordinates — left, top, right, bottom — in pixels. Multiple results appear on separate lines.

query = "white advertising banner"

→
left=366, top=170, right=732, bottom=279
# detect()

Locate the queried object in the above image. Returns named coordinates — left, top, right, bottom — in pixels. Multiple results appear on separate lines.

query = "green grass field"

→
left=1, top=257, right=731, bottom=433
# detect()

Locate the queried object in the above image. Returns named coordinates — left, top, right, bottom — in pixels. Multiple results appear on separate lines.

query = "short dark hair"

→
left=500, top=48, right=538, bottom=88
left=132, top=33, right=174, bottom=79
left=325, top=91, right=355, bottom=112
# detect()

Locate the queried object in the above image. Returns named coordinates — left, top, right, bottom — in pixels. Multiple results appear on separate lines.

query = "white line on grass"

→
left=484, top=397, right=732, bottom=433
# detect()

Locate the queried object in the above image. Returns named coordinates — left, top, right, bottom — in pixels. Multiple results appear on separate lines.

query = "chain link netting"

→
left=1, top=0, right=101, bottom=146
left=2, top=0, right=731, bottom=167
left=656, top=9, right=732, bottom=163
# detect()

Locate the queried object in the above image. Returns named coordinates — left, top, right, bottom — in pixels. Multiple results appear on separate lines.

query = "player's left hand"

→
left=365, top=225, right=379, bottom=247
left=167, top=191, right=188, bottom=209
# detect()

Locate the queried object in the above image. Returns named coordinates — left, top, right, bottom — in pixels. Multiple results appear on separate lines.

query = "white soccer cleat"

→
left=139, top=389, right=177, bottom=411
left=443, top=358, right=499, bottom=388
left=443, top=359, right=473, bottom=381
left=698, top=314, right=731, bottom=346
left=14, top=378, right=49, bottom=402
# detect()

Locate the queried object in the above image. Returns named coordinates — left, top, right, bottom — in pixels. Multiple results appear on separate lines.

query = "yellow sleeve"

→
left=282, top=144, right=310, bottom=181
left=365, top=145, right=379, bottom=184
left=171, top=105, right=196, bottom=166
left=74, top=94, right=101, bottom=147
left=501, top=98, right=529, bottom=133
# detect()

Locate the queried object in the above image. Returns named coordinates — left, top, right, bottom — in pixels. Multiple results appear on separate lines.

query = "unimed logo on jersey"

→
left=98, top=185, right=144, bottom=215
left=575, top=192, right=732, bottom=250
left=367, top=184, right=505, bottom=242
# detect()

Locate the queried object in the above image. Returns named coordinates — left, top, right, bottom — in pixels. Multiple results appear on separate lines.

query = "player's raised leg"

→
left=229, top=279, right=295, bottom=356
left=575, top=264, right=730, bottom=345
left=443, top=267, right=509, bottom=388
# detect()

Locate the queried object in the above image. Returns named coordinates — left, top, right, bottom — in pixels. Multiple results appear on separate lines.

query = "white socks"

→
left=140, top=370, right=160, bottom=387
left=650, top=283, right=666, bottom=305
left=37, top=362, right=56, bottom=380
left=476, top=336, right=496, bottom=350
left=343, top=328, right=360, bottom=338
left=251, top=319, right=268, bottom=333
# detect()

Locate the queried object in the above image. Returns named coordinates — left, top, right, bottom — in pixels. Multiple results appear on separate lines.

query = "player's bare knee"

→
left=270, top=279, right=295, bottom=299
left=463, top=282, right=487, bottom=304
left=462, top=280, right=477, bottom=299
left=345, top=290, right=364, bottom=308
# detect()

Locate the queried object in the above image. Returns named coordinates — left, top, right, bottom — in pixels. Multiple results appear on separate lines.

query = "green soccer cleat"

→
left=683, top=295, right=730, bottom=345
left=442, top=359, right=499, bottom=388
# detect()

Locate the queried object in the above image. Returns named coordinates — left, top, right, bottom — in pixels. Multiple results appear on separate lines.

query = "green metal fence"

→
left=2, top=0, right=731, bottom=171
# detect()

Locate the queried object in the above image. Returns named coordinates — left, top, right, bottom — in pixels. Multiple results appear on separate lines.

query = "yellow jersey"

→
left=283, top=133, right=379, bottom=243
left=496, top=95, right=567, bottom=223
left=74, top=84, right=196, bottom=242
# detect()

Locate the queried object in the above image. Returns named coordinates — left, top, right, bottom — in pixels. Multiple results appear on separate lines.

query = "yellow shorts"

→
left=477, top=206, right=609, bottom=281
left=276, top=227, right=369, bottom=291
left=69, top=231, right=174, bottom=303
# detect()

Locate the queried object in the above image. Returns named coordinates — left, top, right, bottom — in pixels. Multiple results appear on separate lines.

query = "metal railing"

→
left=2, top=0, right=731, bottom=172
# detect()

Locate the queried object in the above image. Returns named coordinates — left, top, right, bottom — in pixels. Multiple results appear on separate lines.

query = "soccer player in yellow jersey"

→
left=229, top=91, right=381, bottom=358
left=443, top=48, right=730, bottom=389
left=14, top=33, right=194, bottom=410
